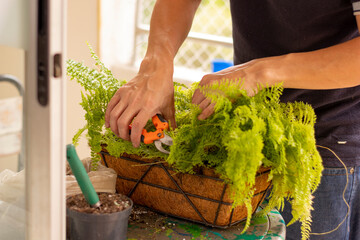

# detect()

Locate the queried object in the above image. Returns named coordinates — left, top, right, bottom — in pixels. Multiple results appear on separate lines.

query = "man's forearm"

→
left=144, top=0, right=201, bottom=62
left=262, top=36, right=360, bottom=90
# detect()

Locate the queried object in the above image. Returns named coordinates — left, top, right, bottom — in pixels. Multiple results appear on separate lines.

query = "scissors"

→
left=129, top=114, right=173, bottom=154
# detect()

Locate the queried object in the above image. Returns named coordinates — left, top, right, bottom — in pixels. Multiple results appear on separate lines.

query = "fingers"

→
left=105, top=88, right=176, bottom=148
left=117, top=108, right=139, bottom=141
left=108, top=101, right=128, bottom=137
left=107, top=100, right=153, bottom=147
left=105, top=87, right=140, bottom=141
left=130, top=111, right=152, bottom=148
left=192, top=88, right=205, bottom=105
left=162, top=97, right=177, bottom=129
left=107, top=100, right=152, bottom=147
left=192, top=87, right=215, bottom=121
left=197, top=100, right=215, bottom=120
left=198, top=98, right=211, bottom=111
left=105, top=90, right=121, bottom=128
left=192, top=74, right=214, bottom=105
left=163, top=112, right=177, bottom=130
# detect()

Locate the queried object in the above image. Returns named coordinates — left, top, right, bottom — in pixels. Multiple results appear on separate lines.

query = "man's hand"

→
left=193, top=19, right=360, bottom=121
left=192, top=60, right=263, bottom=120
left=104, top=0, right=202, bottom=147
left=105, top=58, right=176, bottom=148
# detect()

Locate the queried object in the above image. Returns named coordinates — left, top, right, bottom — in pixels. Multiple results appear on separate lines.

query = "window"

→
left=100, top=0, right=233, bottom=81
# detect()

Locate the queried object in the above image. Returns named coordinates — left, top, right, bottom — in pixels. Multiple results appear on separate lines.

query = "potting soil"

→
left=66, top=192, right=131, bottom=214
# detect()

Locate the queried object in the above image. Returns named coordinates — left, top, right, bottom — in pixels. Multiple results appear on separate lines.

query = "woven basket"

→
left=100, top=151, right=271, bottom=228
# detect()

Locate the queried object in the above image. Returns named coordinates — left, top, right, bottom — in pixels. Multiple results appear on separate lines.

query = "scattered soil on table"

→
left=66, top=192, right=131, bottom=214
left=129, top=205, right=171, bottom=232
left=129, top=205, right=158, bottom=225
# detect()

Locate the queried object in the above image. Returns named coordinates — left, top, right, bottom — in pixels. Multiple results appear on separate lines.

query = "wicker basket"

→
left=100, top=151, right=271, bottom=228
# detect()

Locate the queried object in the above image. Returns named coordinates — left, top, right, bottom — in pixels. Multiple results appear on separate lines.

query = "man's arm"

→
left=105, top=0, right=201, bottom=147
left=267, top=15, right=360, bottom=90
left=193, top=15, right=360, bottom=120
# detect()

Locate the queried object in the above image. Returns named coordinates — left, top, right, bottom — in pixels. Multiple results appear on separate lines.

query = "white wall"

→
left=0, top=0, right=28, bottom=50
left=66, top=0, right=99, bottom=159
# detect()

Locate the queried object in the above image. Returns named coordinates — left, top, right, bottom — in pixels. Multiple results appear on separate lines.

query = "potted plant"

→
left=66, top=144, right=133, bottom=240
left=67, top=44, right=323, bottom=240
left=66, top=192, right=132, bottom=240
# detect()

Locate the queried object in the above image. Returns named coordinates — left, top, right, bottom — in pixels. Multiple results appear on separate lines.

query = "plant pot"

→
left=99, top=151, right=271, bottom=228
left=66, top=193, right=133, bottom=240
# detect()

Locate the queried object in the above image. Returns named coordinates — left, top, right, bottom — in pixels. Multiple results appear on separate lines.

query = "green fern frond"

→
left=72, top=125, right=87, bottom=147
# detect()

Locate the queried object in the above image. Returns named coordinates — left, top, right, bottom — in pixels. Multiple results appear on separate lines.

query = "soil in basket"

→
left=67, top=192, right=131, bottom=214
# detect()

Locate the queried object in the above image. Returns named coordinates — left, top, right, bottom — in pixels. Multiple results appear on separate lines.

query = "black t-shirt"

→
left=230, top=0, right=360, bottom=167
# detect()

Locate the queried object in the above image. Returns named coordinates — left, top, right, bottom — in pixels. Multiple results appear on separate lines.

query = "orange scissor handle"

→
left=129, top=114, right=169, bottom=144
left=152, top=114, right=169, bottom=131
left=141, top=114, right=169, bottom=144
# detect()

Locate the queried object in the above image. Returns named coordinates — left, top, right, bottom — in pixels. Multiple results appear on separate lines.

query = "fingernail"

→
left=132, top=143, right=139, bottom=148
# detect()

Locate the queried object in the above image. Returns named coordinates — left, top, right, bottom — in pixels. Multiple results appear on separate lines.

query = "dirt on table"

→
left=66, top=192, right=131, bottom=214
left=129, top=205, right=160, bottom=226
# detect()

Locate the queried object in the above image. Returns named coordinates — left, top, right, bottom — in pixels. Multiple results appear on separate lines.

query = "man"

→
left=105, top=1, right=360, bottom=239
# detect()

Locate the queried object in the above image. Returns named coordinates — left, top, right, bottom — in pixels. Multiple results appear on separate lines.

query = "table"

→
left=127, top=202, right=286, bottom=240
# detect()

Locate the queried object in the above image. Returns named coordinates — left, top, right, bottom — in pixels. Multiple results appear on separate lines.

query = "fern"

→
left=68, top=46, right=323, bottom=240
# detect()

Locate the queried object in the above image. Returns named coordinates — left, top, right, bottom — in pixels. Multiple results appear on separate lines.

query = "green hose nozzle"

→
left=66, top=144, right=100, bottom=208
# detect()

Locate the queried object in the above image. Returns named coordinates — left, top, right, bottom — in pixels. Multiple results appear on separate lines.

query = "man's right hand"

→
left=104, top=57, right=176, bottom=148
left=104, top=0, right=202, bottom=147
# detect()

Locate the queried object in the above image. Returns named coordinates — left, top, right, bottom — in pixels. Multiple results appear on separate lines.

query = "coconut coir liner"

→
left=100, top=151, right=271, bottom=227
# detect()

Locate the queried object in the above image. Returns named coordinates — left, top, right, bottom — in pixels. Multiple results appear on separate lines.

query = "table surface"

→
left=127, top=202, right=286, bottom=240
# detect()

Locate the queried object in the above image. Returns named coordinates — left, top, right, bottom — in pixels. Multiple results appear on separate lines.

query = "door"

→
left=0, top=0, right=67, bottom=239
left=26, top=0, right=67, bottom=239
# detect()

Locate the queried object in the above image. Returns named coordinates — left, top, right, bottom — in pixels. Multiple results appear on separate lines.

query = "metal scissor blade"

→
left=154, top=140, right=170, bottom=154
left=154, top=134, right=173, bottom=154
left=159, top=134, right=173, bottom=146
